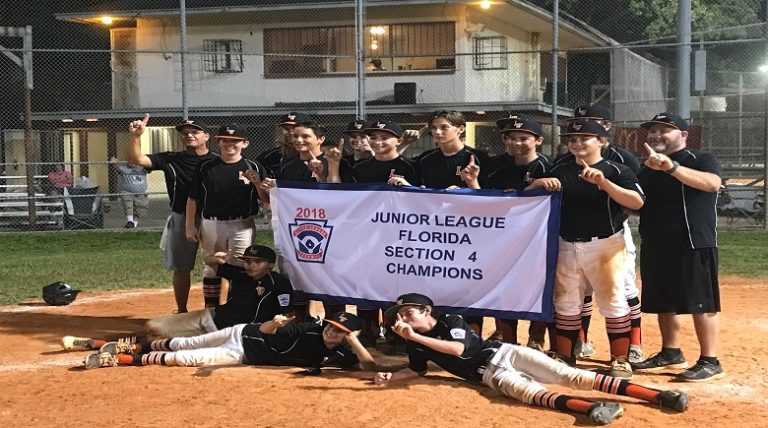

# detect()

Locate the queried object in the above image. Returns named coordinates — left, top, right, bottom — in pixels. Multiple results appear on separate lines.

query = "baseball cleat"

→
left=61, top=335, right=97, bottom=351
left=588, top=402, right=624, bottom=425
left=100, top=337, right=138, bottom=355
left=628, top=345, right=644, bottom=364
left=609, top=357, right=633, bottom=379
left=83, top=352, right=118, bottom=369
left=658, top=390, right=689, bottom=412
left=574, top=339, right=596, bottom=358
left=631, top=351, right=688, bottom=372
left=676, top=360, right=725, bottom=382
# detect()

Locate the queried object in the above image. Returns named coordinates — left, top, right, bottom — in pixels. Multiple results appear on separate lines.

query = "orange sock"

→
left=116, top=354, right=133, bottom=365
left=630, top=327, right=642, bottom=347
left=609, top=337, right=630, bottom=359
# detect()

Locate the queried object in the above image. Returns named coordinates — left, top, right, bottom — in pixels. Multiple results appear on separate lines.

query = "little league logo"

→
left=288, top=219, right=334, bottom=263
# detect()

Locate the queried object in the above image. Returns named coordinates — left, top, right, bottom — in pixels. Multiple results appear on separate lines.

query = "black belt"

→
left=202, top=215, right=249, bottom=221
left=561, top=229, right=622, bottom=243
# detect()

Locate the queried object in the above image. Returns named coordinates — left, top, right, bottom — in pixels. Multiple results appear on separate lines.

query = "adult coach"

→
left=631, top=113, right=725, bottom=382
left=374, top=293, right=688, bottom=425
left=186, top=124, right=270, bottom=308
left=126, top=115, right=217, bottom=313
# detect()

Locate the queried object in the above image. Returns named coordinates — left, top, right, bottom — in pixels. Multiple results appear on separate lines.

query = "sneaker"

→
left=100, top=337, right=138, bottom=355
left=526, top=338, right=545, bottom=352
left=677, top=360, right=725, bottom=382
left=631, top=351, right=688, bottom=372
left=83, top=352, right=118, bottom=369
left=61, top=335, right=97, bottom=351
left=610, top=357, right=634, bottom=379
left=575, top=339, right=596, bottom=358
left=628, top=345, right=644, bottom=364
left=124, top=221, right=136, bottom=229
left=658, top=390, right=689, bottom=412
left=589, top=402, right=624, bottom=425
left=552, top=353, right=576, bottom=367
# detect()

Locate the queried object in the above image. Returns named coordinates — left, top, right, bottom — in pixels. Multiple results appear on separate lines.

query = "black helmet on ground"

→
left=42, top=282, right=81, bottom=306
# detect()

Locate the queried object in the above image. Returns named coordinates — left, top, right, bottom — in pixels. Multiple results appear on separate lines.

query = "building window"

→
left=203, top=39, right=243, bottom=73
left=264, top=22, right=455, bottom=78
left=473, top=37, right=507, bottom=70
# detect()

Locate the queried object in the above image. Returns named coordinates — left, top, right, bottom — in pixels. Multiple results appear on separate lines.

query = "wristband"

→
left=664, top=161, right=680, bottom=174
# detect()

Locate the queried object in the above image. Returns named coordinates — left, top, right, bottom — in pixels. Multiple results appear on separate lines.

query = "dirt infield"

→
left=1, top=276, right=766, bottom=427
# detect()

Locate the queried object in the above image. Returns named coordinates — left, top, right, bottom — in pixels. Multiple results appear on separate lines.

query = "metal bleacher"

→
left=0, top=175, right=64, bottom=229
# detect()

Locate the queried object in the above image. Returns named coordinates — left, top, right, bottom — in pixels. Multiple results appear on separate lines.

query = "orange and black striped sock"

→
left=605, top=315, right=631, bottom=358
left=554, top=313, right=581, bottom=358
left=531, top=390, right=594, bottom=414
left=593, top=373, right=661, bottom=403
left=580, top=295, right=593, bottom=342
left=202, top=277, right=222, bottom=307
left=627, top=297, right=642, bottom=347
left=149, top=338, right=173, bottom=352
left=116, top=354, right=133, bottom=365
left=133, top=352, right=175, bottom=366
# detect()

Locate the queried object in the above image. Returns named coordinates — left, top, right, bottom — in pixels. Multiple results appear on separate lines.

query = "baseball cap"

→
left=279, top=112, right=312, bottom=127
left=241, top=245, right=276, bottom=263
left=496, top=114, right=543, bottom=137
left=214, top=124, right=248, bottom=140
left=343, top=119, right=369, bottom=135
left=323, top=311, right=364, bottom=333
left=384, top=293, right=434, bottom=317
left=568, top=104, right=612, bottom=122
left=561, top=119, right=608, bottom=138
left=365, top=120, right=403, bottom=138
left=640, top=112, right=689, bottom=131
left=174, top=119, right=209, bottom=133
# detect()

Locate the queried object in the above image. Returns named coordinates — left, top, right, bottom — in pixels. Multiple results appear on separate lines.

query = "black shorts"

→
left=640, top=241, right=720, bottom=314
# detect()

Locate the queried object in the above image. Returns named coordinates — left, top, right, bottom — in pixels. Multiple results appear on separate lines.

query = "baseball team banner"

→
left=270, top=183, right=561, bottom=321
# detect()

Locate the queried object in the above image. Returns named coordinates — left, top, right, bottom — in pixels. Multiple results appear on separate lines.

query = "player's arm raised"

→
left=325, top=139, right=344, bottom=184
left=126, top=114, right=153, bottom=168
left=578, top=158, right=644, bottom=211
left=643, top=143, right=720, bottom=192
left=259, top=314, right=296, bottom=335
left=344, top=330, right=377, bottom=371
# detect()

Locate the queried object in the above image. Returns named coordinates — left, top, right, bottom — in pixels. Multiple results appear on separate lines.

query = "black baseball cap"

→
left=496, top=114, right=543, bottom=137
left=568, top=104, right=612, bottom=122
left=343, top=119, right=368, bottom=135
left=279, top=112, right=312, bottom=127
left=561, top=119, right=608, bottom=138
left=641, top=112, right=689, bottom=131
left=214, top=124, right=248, bottom=140
left=384, top=293, right=434, bottom=317
left=241, top=245, right=276, bottom=263
left=323, top=311, right=364, bottom=333
left=174, top=119, right=209, bottom=133
left=365, top=120, right=403, bottom=138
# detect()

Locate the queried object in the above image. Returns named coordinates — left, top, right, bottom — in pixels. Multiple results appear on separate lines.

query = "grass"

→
left=0, top=229, right=274, bottom=306
left=0, top=229, right=765, bottom=306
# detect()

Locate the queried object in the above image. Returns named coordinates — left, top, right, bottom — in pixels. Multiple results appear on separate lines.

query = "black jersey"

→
left=638, top=148, right=722, bottom=248
left=188, top=157, right=267, bottom=218
left=487, top=153, right=515, bottom=176
left=548, top=159, right=644, bottom=240
left=352, top=156, right=419, bottom=184
left=255, top=147, right=294, bottom=178
left=212, top=265, right=294, bottom=329
left=407, top=314, right=501, bottom=382
left=146, top=151, right=219, bottom=214
left=277, top=153, right=354, bottom=183
left=417, top=146, right=490, bottom=189
left=487, top=154, right=551, bottom=191
left=241, top=320, right=359, bottom=368
left=556, top=145, right=641, bottom=173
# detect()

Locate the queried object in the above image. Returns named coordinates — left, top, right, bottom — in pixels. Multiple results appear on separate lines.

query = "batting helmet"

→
left=42, top=282, right=81, bottom=306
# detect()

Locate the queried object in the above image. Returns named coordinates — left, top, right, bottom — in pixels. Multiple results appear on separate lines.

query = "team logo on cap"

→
left=396, top=299, right=404, bottom=305
left=288, top=114, right=296, bottom=120
left=377, top=122, right=386, bottom=129
left=572, top=124, right=582, bottom=130
left=226, top=127, right=235, bottom=135
left=354, top=123, right=363, bottom=129
left=186, top=120, right=194, bottom=125
left=289, top=219, right=334, bottom=264
left=508, top=114, right=520, bottom=119
left=655, top=114, right=666, bottom=120
left=338, top=314, right=348, bottom=322
left=513, top=121, right=523, bottom=128
left=578, top=108, right=588, bottom=116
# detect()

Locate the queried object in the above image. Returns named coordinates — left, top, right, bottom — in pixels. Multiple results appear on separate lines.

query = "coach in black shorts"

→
left=632, top=112, right=725, bottom=382
left=127, top=115, right=218, bottom=313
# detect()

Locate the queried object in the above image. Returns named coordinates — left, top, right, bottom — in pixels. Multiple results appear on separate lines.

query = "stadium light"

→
left=760, top=64, right=768, bottom=73
left=480, top=1, right=492, bottom=9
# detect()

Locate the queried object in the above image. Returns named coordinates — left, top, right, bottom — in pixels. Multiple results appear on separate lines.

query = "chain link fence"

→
left=0, top=0, right=765, bottom=231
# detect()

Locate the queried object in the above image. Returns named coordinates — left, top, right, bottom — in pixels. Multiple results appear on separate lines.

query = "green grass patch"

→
left=0, top=229, right=764, bottom=306
left=0, top=229, right=274, bottom=306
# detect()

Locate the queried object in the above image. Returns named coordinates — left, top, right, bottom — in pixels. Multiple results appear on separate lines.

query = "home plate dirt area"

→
left=0, top=276, right=766, bottom=427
